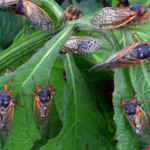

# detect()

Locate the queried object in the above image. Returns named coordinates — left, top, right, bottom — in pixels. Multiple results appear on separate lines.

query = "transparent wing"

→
left=89, top=44, right=138, bottom=72
left=0, top=0, right=17, bottom=7
left=24, top=1, right=55, bottom=33
left=90, top=7, right=136, bottom=30
left=0, top=101, right=14, bottom=147
left=61, top=36, right=103, bottom=56
left=34, top=96, right=52, bottom=139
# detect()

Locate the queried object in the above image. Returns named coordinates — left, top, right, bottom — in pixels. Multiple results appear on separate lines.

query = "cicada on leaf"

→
left=115, top=93, right=150, bottom=147
left=60, top=36, right=103, bottom=56
left=16, top=0, right=55, bottom=33
left=24, top=77, right=56, bottom=139
left=90, top=5, right=150, bottom=31
left=89, top=42, right=150, bottom=72
left=0, top=76, right=15, bottom=147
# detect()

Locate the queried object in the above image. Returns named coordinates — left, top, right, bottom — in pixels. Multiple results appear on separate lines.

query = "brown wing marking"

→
left=34, top=96, right=52, bottom=139
left=0, top=100, right=14, bottom=147
left=104, top=10, right=136, bottom=30
left=90, top=7, right=137, bottom=30
left=61, top=45, right=74, bottom=54
left=2, top=100, right=14, bottom=133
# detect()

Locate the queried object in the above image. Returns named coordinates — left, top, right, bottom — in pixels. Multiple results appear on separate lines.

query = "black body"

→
left=129, top=5, right=147, bottom=22
left=123, top=100, right=137, bottom=116
left=63, top=69, right=67, bottom=82
left=37, top=86, right=51, bottom=114
left=0, top=91, right=11, bottom=109
left=124, top=43, right=150, bottom=59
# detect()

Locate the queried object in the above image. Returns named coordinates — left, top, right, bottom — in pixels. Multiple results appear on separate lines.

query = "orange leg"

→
left=141, top=12, right=150, bottom=21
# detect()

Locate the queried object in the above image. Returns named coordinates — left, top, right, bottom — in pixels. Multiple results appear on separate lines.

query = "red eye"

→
left=121, top=0, right=125, bottom=2
left=122, top=101, right=125, bottom=106
left=49, top=87, right=52, bottom=91
left=70, top=4, right=73, bottom=8
left=144, top=4, right=147, bottom=7
left=38, top=88, right=41, bottom=93
left=141, top=8, right=145, bottom=14
left=131, top=99, right=136, bottom=104
left=80, top=9, right=82, bottom=13
left=36, top=86, right=41, bottom=93
left=146, top=42, right=150, bottom=45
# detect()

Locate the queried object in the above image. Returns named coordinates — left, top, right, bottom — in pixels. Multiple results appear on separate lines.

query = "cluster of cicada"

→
left=1, top=0, right=150, bottom=149
left=0, top=75, right=56, bottom=147
left=0, top=4, right=104, bottom=147
left=88, top=1, right=150, bottom=150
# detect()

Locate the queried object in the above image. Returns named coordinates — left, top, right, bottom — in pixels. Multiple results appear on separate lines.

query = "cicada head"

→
left=129, top=5, right=147, bottom=17
left=122, top=99, right=137, bottom=116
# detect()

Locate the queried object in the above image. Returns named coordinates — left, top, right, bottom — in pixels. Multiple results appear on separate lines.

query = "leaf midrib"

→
left=66, top=54, right=77, bottom=149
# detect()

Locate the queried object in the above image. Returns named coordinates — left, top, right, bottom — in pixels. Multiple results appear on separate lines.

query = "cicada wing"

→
left=0, top=0, right=17, bottom=7
left=0, top=101, right=14, bottom=147
left=89, top=44, right=138, bottom=72
left=90, top=7, right=136, bottom=30
left=23, top=1, right=55, bottom=33
left=34, top=96, right=52, bottom=139
left=61, top=36, right=103, bottom=56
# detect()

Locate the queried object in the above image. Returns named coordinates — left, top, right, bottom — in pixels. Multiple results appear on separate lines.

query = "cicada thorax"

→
left=60, top=36, right=103, bottom=56
left=123, top=42, right=150, bottom=60
left=64, top=4, right=82, bottom=21
left=16, top=0, right=55, bottom=33
left=33, top=86, right=56, bottom=139
left=128, top=5, right=148, bottom=25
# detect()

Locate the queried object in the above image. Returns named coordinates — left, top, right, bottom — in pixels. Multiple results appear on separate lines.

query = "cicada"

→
left=115, top=93, right=150, bottom=146
left=0, top=76, right=15, bottom=147
left=60, top=36, right=103, bottom=56
left=90, top=4, right=150, bottom=31
left=89, top=42, right=150, bottom=72
left=64, top=4, right=82, bottom=21
left=16, top=0, right=55, bottom=33
left=62, top=69, right=67, bottom=82
left=117, top=0, right=129, bottom=7
left=24, top=77, right=56, bottom=139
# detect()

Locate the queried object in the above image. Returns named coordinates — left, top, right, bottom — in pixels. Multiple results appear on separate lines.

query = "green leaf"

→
left=0, top=25, right=74, bottom=149
left=41, top=54, right=116, bottom=150
left=0, top=10, right=22, bottom=50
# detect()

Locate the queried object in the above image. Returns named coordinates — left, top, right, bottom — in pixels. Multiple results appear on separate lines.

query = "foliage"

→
left=0, top=0, right=150, bottom=150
